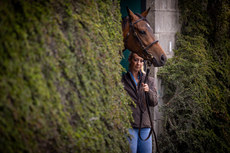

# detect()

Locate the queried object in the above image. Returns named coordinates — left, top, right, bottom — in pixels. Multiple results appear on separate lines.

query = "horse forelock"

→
left=134, top=13, right=142, bottom=19
left=122, top=13, right=149, bottom=30
left=135, top=13, right=150, bottom=24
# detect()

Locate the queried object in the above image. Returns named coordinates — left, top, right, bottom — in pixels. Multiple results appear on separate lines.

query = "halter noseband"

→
left=124, top=15, right=159, bottom=59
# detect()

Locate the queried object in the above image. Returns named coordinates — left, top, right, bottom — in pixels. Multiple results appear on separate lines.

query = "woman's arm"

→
left=147, top=77, right=158, bottom=107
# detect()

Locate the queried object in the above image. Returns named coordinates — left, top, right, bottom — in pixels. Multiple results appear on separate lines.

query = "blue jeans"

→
left=128, top=128, right=152, bottom=153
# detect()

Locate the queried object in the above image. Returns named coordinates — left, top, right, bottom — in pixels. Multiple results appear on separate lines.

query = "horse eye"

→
left=139, top=30, right=146, bottom=35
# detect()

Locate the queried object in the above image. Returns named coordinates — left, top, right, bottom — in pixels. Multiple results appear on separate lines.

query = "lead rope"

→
left=138, top=65, right=160, bottom=153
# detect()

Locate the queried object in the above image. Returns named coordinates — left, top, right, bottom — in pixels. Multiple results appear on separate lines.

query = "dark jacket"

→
left=122, top=71, right=158, bottom=128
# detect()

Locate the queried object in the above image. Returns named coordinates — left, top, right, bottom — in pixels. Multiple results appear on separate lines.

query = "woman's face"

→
left=129, top=53, right=144, bottom=72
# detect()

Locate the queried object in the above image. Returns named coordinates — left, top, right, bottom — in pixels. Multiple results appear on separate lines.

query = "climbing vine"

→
left=0, top=0, right=133, bottom=152
left=158, top=0, right=230, bottom=152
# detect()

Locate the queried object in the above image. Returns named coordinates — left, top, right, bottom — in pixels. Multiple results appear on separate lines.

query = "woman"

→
left=122, top=53, right=158, bottom=153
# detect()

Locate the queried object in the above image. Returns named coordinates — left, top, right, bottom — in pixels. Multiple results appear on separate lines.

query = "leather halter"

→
left=124, top=15, right=159, bottom=59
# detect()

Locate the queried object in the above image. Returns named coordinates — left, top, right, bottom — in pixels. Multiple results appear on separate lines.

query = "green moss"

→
left=158, top=0, right=230, bottom=152
left=0, top=0, right=133, bottom=152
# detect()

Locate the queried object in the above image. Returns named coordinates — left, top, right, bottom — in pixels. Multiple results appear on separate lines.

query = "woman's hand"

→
left=142, top=83, right=149, bottom=92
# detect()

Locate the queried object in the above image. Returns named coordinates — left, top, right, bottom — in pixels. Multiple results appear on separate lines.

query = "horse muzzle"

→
left=151, top=54, right=167, bottom=67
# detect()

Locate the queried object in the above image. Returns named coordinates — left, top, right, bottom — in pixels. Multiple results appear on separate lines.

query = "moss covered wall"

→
left=0, top=0, right=133, bottom=152
left=158, top=0, right=230, bottom=152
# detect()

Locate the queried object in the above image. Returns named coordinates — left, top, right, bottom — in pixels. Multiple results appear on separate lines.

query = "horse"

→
left=122, top=7, right=167, bottom=67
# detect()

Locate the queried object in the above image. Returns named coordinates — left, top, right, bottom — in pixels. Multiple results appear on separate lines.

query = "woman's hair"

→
left=128, top=52, right=146, bottom=74
left=128, top=52, right=134, bottom=62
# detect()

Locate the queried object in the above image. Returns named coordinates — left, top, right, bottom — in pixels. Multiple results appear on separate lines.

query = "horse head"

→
left=122, top=8, right=167, bottom=67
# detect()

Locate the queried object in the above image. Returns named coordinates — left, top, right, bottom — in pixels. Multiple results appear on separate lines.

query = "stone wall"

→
left=146, top=0, right=180, bottom=151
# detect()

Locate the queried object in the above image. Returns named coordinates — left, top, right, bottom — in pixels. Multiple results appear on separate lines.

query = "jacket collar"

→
left=124, top=71, right=145, bottom=90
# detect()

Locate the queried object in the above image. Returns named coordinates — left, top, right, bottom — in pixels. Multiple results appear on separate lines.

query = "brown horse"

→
left=122, top=8, right=167, bottom=67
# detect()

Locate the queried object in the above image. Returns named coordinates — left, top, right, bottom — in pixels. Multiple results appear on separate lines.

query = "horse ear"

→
left=141, top=7, right=151, bottom=18
left=126, top=7, right=138, bottom=21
